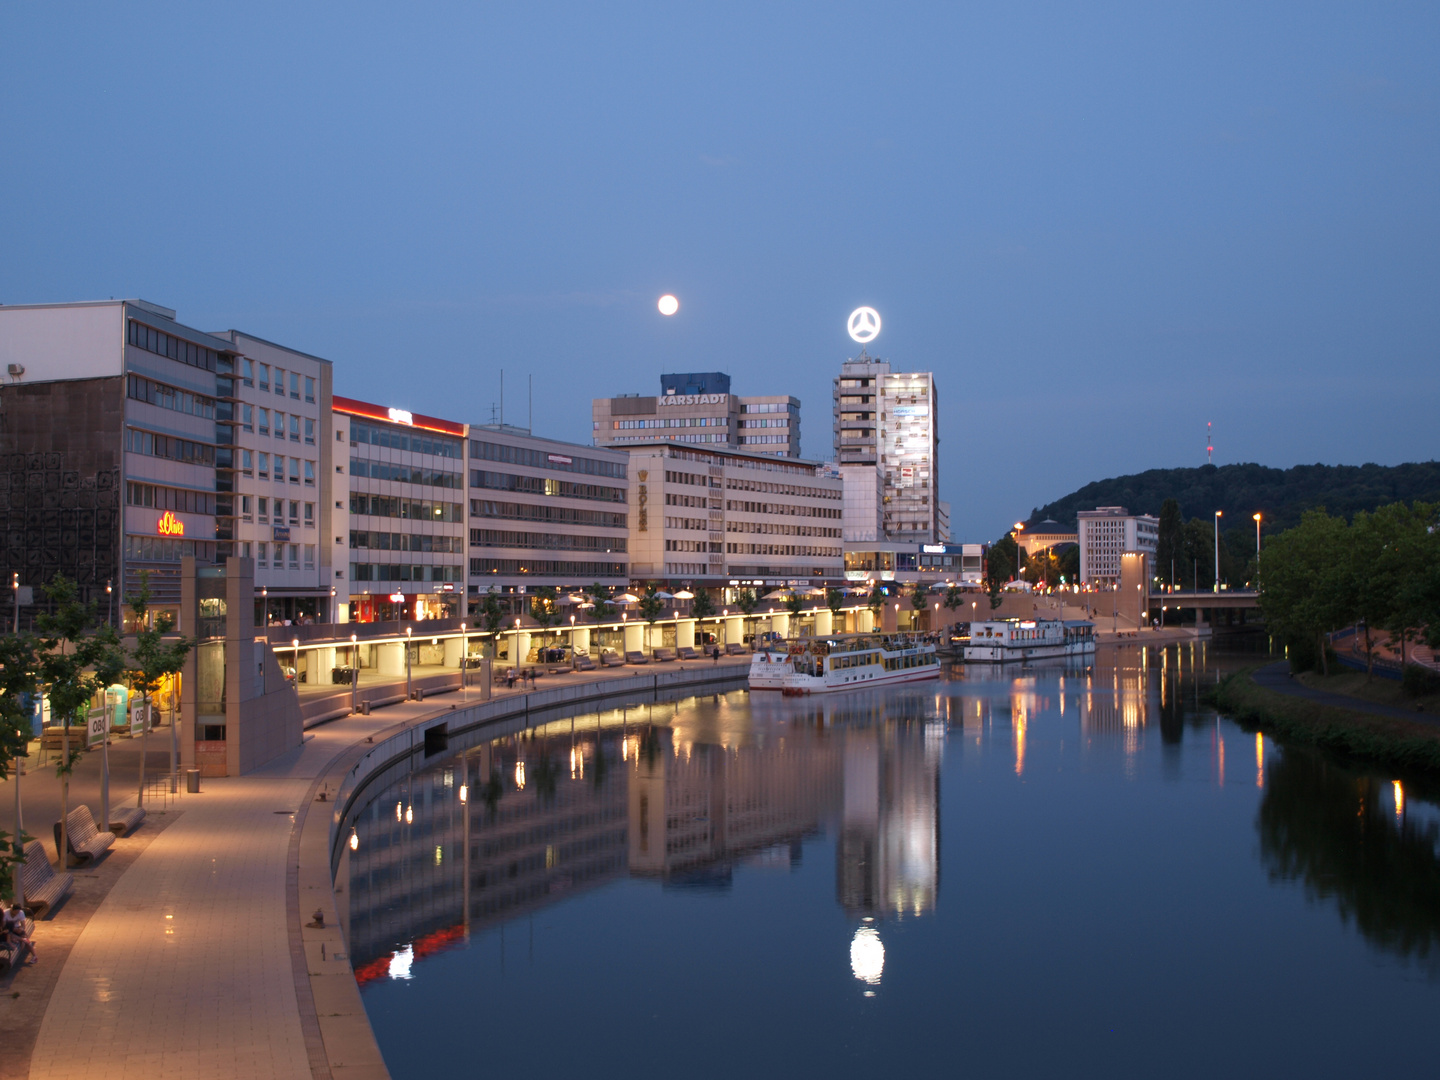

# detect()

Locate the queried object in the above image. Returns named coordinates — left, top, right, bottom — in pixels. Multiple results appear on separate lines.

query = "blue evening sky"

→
left=2, top=3, right=1436, bottom=539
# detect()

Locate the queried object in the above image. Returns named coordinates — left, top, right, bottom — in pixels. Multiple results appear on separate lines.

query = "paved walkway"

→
left=1252, top=660, right=1438, bottom=725
left=6, top=659, right=749, bottom=1080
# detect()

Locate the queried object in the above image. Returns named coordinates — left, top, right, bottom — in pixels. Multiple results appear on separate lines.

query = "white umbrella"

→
left=576, top=601, right=596, bottom=609
left=654, top=590, right=675, bottom=599
left=555, top=595, right=579, bottom=606
left=615, top=593, right=640, bottom=603
left=673, top=589, right=695, bottom=600
left=762, top=589, right=791, bottom=600
left=804, top=586, right=826, bottom=596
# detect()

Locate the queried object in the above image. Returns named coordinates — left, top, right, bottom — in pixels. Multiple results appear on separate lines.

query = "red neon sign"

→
left=157, top=511, right=185, bottom=537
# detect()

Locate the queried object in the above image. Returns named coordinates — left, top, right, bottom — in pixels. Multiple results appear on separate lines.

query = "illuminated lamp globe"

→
left=657, top=294, right=680, bottom=316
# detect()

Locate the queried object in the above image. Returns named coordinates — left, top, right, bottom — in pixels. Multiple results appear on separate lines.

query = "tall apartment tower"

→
left=833, top=354, right=940, bottom=543
left=593, top=372, right=801, bottom=458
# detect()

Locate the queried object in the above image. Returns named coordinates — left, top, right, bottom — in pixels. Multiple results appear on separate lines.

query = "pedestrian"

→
left=4, top=901, right=35, bottom=966
left=712, top=645, right=719, bottom=664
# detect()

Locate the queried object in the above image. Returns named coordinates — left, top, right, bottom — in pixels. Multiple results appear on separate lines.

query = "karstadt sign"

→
left=659, top=394, right=728, bottom=406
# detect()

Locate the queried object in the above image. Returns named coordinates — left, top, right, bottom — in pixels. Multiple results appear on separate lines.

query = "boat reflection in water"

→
left=344, top=686, right=943, bottom=991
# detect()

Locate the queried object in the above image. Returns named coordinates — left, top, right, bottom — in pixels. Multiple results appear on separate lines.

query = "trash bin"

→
left=413, top=687, right=425, bottom=702
left=357, top=700, right=371, bottom=716
left=185, top=768, right=201, bottom=793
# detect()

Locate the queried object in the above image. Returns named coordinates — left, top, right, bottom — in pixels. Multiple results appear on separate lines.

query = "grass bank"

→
left=1208, top=668, right=1440, bottom=774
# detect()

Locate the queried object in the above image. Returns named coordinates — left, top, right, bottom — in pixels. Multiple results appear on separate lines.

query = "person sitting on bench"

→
left=4, top=901, right=36, bottom=966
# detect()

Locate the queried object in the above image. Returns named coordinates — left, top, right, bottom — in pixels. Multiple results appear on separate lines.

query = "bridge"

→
left=1149, top=589, right=1259, bottom=611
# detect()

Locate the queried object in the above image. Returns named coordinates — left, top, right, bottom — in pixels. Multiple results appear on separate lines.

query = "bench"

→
left=725, top=642, right=747, bottom=655
left=652, top=648, right=677, bottom=662
left=20, top=840, right=73, bottom=916
left=677, top=647, right=699, bottom=661
left=109, top=805, right=146, bottom=837
left=1, top=912, right=35, bottom=970
left=624, top=651, right=649, bottom=665
left=600, top=651, right=625, bottom=667
left=54, top=805, right=115, bottom=865
left=574, top=656, right=597, bottom=671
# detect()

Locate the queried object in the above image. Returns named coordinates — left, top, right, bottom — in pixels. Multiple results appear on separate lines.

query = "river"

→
left=345, top=643, right=1440, bottom=1078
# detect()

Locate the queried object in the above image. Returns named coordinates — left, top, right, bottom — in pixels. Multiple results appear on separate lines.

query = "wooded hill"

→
left=1027, top=462, right=1440, bottom=535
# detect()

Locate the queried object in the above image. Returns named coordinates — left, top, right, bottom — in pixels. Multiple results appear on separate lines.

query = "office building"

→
left=334, top=396, right=467, bottom=621
left=466, top=423, right=630, bottom=600
left=0, top=299, right=242, bottom=623
left=593, top=371, right=802, bottom=458
left=833, top=356, right=940, bottom=542
left=621, top=441, right=843, bottom=584
left=211, top=331, right=337, bottom=623
left=1077, top=506, right=1158, bottom=585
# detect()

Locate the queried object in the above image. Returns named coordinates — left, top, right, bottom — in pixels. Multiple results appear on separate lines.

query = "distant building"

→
left=592, top=371, right=801, bottom=458
left=1018, top=518, right=1077, bottom=563
left=832, top=355, right=940, bottom=542
left=1077, top=507, right=1157, bottom=585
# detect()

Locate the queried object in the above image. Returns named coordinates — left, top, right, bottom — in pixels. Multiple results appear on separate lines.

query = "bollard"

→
left=358, top=700, right=371, bottom=716
left=185, top=768, right=201, bottom=793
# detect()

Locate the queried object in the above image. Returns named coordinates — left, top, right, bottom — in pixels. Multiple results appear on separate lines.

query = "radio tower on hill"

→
left=1206, top=421, right=1213, bottom=465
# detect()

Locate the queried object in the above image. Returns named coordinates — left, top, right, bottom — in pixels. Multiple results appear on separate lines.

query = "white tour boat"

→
left=748, top=635, right=942, bottom=694
left=963, top=618, right=1096, bottom=663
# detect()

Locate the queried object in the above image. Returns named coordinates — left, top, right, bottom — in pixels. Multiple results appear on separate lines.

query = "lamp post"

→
left=1252, top=513, right=1262, bottom=587
left=1213, top=510, right=1222, bottom=593
left=292, top=638, right=300, bottom=685
left=106, top=579, right=113, bottom=628
left=513, top=617, right=522, bottom=674
left=350, top=633, right=358, bottom=712
left=1013, top=522, right=1025, bottom=582
left=1137, top=583, right=1143, bottom=632
left=10, top=574, right=20, bottom=900
left=261, top=586, right=269, bottom=628
left=570, top=613, right=577, bottom=671
left=330, top=585, right=336, bottom=624
left=459, top=621, right=468, bottom=694
left=405, top=626, right=413, bottom=700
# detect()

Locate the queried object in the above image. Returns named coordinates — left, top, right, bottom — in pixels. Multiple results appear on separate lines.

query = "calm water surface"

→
left=347, top=645, right=1440, bottom=1079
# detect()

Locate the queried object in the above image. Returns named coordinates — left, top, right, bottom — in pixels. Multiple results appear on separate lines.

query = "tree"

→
left=1057, top=545, right=1080, bottom=586
left=36, top=576, right=124, bottom=867
left=479, top=592, right=505, bottom=637
left=943, top=585, right=965, bottom=612
left=637, top=585, right=665, bottom=653
left=0, top=631, right=40, bottom=898
left=826, top=587, right=846, bottom=626
left=734, top=588, right=760, bottom=647
left=1258, top=510, right=1353, bottom=674
left=690, top=588, right=715, bottom=621
left=530, top=587, right=559, bottom=653
left=867, top=585, right=889, bottom=626
left=586, top=582, right=614, bottom=623
left=125, top=572, right=192, bottom=809
left=986, top=534, right=1017, bottom=609
left=783, top=590, right=805, bottom=625
left=1155, top=498, right=1185, bottom=587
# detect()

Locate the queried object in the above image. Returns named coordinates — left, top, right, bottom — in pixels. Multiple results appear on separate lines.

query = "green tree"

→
left=690, top=588, right=715, bottom=621
left=124, top=572, right=192, bottom=809
left=36, top=576, right=124, bottom=867
left=826, top=587, right=846, bottom=626
left=530, top=587, right=559, bottom=653
left=1155, top=498, right=1185, bottom=587
left=867, top=585, right=889, bottom=625
left=733, top=587, right=759, bottom=648
left=586, top=582, right=614, bottom=623
left=0, top=631, right=40, bottom=898
left=1349, top=506, right=1408, bottom=678
left=1057, top=545, right=1080, bottom=586
left=479, top=592, right=505, bottom=637
left=986, top=534, right=1017, bottom=609
left=1258, top=510, right=1353, bottom=674
left=783, top=590, right=805, bottom=625
left=943, top=585, right=965, bottom=612
left=637, top=585, right=665, bottom=653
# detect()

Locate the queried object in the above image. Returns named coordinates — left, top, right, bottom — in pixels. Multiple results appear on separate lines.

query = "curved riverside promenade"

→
left=8, top=659, right=749, bottom=1080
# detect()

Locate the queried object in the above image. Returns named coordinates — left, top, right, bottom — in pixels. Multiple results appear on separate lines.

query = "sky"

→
left=2, top=2, right=1436, bottom=540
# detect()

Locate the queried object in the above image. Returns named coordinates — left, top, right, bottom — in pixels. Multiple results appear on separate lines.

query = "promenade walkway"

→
left=3, top=659, right=747, bottom=1080
left=1252, top=660, right=1438, bottom=726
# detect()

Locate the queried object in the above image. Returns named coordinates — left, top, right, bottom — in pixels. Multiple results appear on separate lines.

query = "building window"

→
left=304, top=545, right=315, bottom=570
left=241, top=495, right=253, bottom=522
left=304, top=502, right=314, bottom=526
left=241, top=404, right=253, bottom=432
left=274, top=369, right=285, bottom=396
left=289, top=544, right=299, bottom=570
left=289, top=458, right=300, bottom=484
left=289, top=414, right=300, bottom=442
left=241, top=449, right=253, bottom=475
left=289, top=500, right=300, bottom=525
left=290, top=372, right=300, bottom=399
left=259, top=364, right=270, bottom=391
left=258, top=453, right=269, bottom=480
left=274, top=412, right=285, bottom=439
left=126, top=374, right=216, bottom=420
left=258, top=408, right=269, bottom=436
left=304, top=376, right=315, bottom=404
left=258, top=497, right=268, bottom=524
left=241, top=358, right=254, bottom=386
left=256, top=542, right=267, bottom=568
left=303, top=460, right=315, bottom=486
left=304, top=417, right=315, bottom=445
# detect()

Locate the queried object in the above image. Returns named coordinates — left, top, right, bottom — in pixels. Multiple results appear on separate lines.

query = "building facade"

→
left=0, top=299, right=244, bottom=625
left=212, top=331, right=337, bottom=623
left=832, top=356, right=940, bottom=542
left=466, top=424, right=629, bottom=600
left=1077, top=506, right=1158, bottom=585
left=334, top=396, right=468, bottom=622
left=621, top=441, right=843, bottom=585
left=593, top=372, right=801, bottom=459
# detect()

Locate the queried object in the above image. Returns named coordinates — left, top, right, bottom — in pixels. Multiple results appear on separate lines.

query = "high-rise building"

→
left=1077, top=506, right=1158, bottom=585
left=593, top=372, right=801, bottom=458
left=833, top=354, right=940, bottom=542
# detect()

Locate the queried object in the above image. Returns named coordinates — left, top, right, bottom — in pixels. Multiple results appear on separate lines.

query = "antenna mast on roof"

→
left=1206, top=421, right=1213, bottom=465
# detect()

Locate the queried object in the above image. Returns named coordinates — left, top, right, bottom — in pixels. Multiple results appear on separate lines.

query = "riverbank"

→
left=1208, top=662, right=1440, bottom=773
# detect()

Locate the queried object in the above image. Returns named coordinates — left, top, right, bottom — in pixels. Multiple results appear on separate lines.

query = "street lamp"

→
left=405, top=626, right=413, bottom=699
left=292, top=638, right=300, bottom=684
left=330, top=585, right=336, bottom=624
left=1252, top=513, right=1262, bottom=587
left=1013, top=522, right=1025, bottom=582
left=1213, top=510, right=1223, bottom=593
left=106, top=579, right=113, bottom=628
left=261, top=586, right=269, bottom=628
left=350, top=633, right=358, bottom=711
left=1137, top=583, right=1143, bottom=632
left=570, top=613, right=577, bottom=670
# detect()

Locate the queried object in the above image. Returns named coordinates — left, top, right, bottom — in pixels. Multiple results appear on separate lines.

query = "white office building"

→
left=1078, top=507, right=1158, bottom=585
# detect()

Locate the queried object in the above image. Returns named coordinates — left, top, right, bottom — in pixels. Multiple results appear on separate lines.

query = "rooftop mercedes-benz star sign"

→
left=847, top=306, right=881, bottom=344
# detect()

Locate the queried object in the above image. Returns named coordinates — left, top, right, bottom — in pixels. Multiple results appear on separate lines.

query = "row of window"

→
left=243, top=360, right=314, bottom=404
left=726, top=500, right=841, bottom=519
left=350, top=532, right=465, bottom=553
left=128, top=320, right=222, bottom=373
left=125, top=481, right=216, bottom=516
left=251, top=408, right=315, bottom=444
left=125, top=428, right=216, bottom=466
left=665, top=517, right=710, bottom=531
left=469, top=470, right=625, bottom=504
left=663, top=446, right=815, bottom=477
left=349, top=495, right=465, bottom=522
left=351, top=419, right=462, bottom=458
left=351, top=459, right=464, bottom=489
left=350, top=563, right=464, bottom=582
left=727, top=521, right=840, bottom=538
left=245, top=497, right=313, bottom=526
left=255, top=543, right=315, bottom=571
left=127, top=374, right=216, bottom=420
left=724, top=477, right=839, bottom=499
left=739, top=418, right=789, bottom=429
left=607, top=417, right=727, bottom=430
left=469, top=558, right=626, bottom=577
left=470, top=439, right=625, bottom=477
left=468, top=499, right=627, bottom=529
left=124, top=535, right=217, bottom=562
left=467, top=529, right=627, bottom=553
left=739, top=435, right=790, bottom=444
left=253, top=453, right=314, bottom=486
left=666, top=539, right=723, bottom=553
left=739, top=402, right=797, bottom=414
left=726, top=543, right=841, bottom=557
left=665, top=493, right=711, bottom=508
left=665, top=470, right=714, bottom=488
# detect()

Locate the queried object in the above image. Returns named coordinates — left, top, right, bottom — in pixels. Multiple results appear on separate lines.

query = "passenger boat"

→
left=748, top=635, right=941, bottom=694
left=963, top=618, right=1096, bottom=663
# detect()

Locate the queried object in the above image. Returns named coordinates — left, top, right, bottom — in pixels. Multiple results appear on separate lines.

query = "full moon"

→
left=657, top=294, right=680, bottom=316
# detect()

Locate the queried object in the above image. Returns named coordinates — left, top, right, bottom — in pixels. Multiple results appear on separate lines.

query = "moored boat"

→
left=963, top=618, right=1095, bottom=663
left=748, top=634, right=941, bottom=694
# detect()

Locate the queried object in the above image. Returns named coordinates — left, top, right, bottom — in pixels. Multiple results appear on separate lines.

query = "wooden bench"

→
left=677, top=647, right=699, bottom=661
left=54, top=805, right=115, bottom=865
left=624, top=651, right=649, bottom=665
left=20, top=840, right=73, bottom=916
left=109, top=805, right=146, bottom=837
left=1, top=912, right=35, bottom=970
left=600, top=651, right=624, bottom=667
left=653, top=647, right=677, bottom=662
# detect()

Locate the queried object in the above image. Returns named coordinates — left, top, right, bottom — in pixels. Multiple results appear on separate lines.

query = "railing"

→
left=264, top=617, right=468, bottom=646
